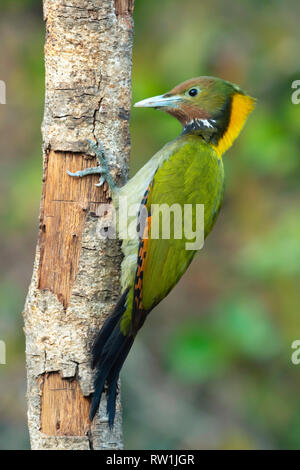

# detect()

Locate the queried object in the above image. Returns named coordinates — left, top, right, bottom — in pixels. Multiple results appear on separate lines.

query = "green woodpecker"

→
left=68, top=76, right=255, bottom=427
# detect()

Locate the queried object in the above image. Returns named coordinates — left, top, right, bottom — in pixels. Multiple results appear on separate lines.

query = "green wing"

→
left=141, top=136, right=224, bottom=311
left=121, top=135, right=224, bottom=335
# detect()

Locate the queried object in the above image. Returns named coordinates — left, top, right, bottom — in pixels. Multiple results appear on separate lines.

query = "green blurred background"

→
left=0, top=0, right=300, bottom=450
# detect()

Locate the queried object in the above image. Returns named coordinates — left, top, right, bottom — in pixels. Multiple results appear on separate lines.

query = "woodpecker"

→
left=68, top=76, right=255, bottom=428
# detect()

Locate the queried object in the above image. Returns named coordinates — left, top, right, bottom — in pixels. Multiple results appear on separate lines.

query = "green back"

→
left=142, top=134, right=224, bottom=310
left=120, top=134, right=224, bottom=334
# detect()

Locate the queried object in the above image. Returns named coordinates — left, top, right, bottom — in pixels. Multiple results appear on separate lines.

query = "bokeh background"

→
left=0, top=0, right=300, bottom=450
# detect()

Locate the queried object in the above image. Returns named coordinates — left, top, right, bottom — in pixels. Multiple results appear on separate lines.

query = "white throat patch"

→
left=194, top=118, right=216, bottom=129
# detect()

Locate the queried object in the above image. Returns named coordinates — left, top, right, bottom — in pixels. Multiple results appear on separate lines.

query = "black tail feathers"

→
left=91, top=289, right=129, bottom=369
left=89, top=288, right=134, bottom=428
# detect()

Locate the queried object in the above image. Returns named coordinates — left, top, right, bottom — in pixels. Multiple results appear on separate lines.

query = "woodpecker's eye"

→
left=188, top=88, right=198, bottom=97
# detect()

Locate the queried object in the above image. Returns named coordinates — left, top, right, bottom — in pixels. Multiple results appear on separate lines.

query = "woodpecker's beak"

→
left=134, top=94, right=182, bottom=108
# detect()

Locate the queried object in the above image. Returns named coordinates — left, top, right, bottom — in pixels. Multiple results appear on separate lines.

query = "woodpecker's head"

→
left=134, top=76, right=256, bottom=156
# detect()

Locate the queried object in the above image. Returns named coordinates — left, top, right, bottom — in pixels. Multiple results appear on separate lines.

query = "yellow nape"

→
left=213, top=93, right=256, bottom=157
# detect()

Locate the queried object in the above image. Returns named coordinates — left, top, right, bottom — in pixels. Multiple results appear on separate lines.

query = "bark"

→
left=23, top=0, right=134, bottom=450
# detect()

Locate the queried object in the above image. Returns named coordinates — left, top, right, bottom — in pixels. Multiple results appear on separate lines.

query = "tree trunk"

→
left=23, top=0, right=134, bottom=450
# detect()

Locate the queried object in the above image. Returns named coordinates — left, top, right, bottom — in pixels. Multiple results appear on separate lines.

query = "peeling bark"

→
left=23, top=0, right=134, bottom=450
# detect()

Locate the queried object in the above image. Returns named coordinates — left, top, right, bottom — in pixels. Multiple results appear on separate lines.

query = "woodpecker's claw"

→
left=67, top=139, right=116, bottom=190
left=95, top=176, right=106, bottom=187
left=66, top=166, right=106, bottom=178
left=87, top=139, right=105, bottom=163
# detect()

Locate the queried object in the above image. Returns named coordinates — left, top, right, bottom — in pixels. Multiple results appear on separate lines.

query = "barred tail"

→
left=89, top=288, right=134, bottom=428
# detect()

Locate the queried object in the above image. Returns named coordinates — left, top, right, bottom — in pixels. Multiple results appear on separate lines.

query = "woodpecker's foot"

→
left=67, top=139, right=116, bottom=190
